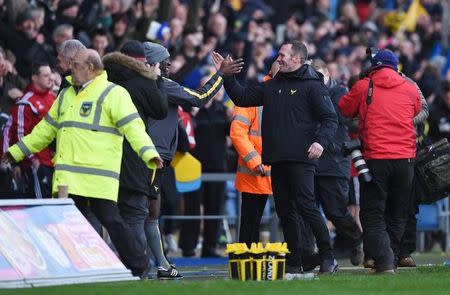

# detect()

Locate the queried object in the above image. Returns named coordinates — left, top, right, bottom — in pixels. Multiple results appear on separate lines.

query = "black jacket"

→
left=223, top=64, right=337, bottom=165
left=316, top=79, right=350, bottom=178
left=103, top=52, right=168, bottom=196
left=147, top=73, right=224, bottom=162
left=191, top=100, right=230, bottom=172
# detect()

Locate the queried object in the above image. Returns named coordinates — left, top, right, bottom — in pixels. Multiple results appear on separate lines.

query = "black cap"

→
left=120, top=40, right=145, bottom=59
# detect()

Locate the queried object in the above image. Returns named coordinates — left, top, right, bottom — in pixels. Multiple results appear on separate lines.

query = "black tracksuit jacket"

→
left=223, top=64, right=337, bottom=165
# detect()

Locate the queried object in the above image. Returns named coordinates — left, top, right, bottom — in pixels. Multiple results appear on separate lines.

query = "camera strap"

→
left=359, top=79, right=374, bottom=150
left=366, top=79, right=373, bottom=105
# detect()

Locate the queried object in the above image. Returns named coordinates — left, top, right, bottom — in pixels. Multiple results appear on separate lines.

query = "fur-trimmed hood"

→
left=103, top=52, right=157, bottom=81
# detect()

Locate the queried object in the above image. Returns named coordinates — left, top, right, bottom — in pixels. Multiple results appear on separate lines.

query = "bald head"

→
left=83, top=49, right=104, bottom=71
left=71, top=49, right=104, bottom=86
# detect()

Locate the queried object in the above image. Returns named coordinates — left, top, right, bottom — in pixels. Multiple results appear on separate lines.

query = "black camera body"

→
left=342, top=139, right=372, bottom=183
left=366, top=47, right=379, bottom=61
left=359, top=47, right=380, bottom=79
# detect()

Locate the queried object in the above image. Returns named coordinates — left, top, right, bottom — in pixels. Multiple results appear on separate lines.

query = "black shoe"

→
left=319, top=259, right=339, bottom=274
left=302, top=253, right=321, bottom=271
left=350, top=244, right=364, bottom=266
left=157, top=266, right=183, bottom=279
left=133, top=263, right=151, bottom=280
left=398, top=256, right=416, bottom=267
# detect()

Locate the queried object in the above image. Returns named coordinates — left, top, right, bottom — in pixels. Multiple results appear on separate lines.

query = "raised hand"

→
left=219, top=55, right=244, bottom=76
left=212, top=51, right=224, bottom=71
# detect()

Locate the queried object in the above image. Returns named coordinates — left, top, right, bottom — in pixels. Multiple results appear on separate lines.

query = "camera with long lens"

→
left=366, top=47, right=379, bottom=61
left=342, top=139, right=372, bottom=183
left=359, top=47, right=380, bottom=79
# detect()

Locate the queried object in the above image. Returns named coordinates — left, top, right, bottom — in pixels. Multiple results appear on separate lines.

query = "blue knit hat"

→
left=371, top=49, right=399, bottom=71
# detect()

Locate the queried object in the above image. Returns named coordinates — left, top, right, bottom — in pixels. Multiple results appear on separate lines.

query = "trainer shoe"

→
left=350, top=244, right=364, bottom=266
left=398, top=256, right=416, bottom=267
left=302, top=253, right=321, bottom=271
left=285, top=265, right=316, bottom=280
left=319, top=259, right=339, bottom=274
left=157, top=266, right=183, bottom=280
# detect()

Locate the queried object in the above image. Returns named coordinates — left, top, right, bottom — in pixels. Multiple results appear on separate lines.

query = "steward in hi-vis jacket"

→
left=230, top=104, right=272, bottom=246
left=4, top=49, right=161, bottom=278
left=7, top=69, right=160, bottom=201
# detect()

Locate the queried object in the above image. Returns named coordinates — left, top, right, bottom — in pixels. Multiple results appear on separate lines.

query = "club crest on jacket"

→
left=80, top=101, right=93, bottom=117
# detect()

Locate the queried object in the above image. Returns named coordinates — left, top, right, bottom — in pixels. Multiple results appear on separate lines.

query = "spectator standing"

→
left=140, top=41, right=237, bottom=277
left=339, top=49, right=422, bottom=273
left=56, top=39, right=86, bottom=91
left=311, top=59, right=364, bottom=266
left=179, top=77, right=231, bottom=258
left=102, top=40, right=171, bottom=279
left=2, top=62, right=55, bottom=198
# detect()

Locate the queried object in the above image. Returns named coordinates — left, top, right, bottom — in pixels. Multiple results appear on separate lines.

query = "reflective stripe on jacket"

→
left=230, top=106, right=272, bottom=195
left=8, top=71, right=160, bottom=201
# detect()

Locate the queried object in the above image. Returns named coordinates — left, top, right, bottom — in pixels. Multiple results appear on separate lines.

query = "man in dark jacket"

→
left=339, top=49, right=422, bottom=273
left=311, top=59, right=363, bottom=266
left=140, top=41, right=240, bottom=278
left=216, top=41, right=339, bottom=276
left=103, top=40, right=168, bottom=278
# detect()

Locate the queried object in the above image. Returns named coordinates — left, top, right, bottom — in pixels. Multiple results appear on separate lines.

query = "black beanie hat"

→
left=120, top=40, right=145, bottom=59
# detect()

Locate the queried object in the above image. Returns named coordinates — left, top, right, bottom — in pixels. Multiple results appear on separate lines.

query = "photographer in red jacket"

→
left=338, top=49, right=421, bottom=273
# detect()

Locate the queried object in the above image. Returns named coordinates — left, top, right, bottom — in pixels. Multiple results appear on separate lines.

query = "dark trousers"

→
left=239, top=192, right=269, bottom=247
left=118, top=187, right=149, bottom=263
left=315, top=177, right=362, bottom=247
left=399, top=180, right=419, bottom=259
left=24, top=165, right=53, bottom=198
left=72, top=195, right=149, bottom=275
left=271, top=162, right=333, bottom=267
left=160, top=165, right=178, bottom=234
left=179, top=181, right=225, bottom=255
left=360, top=159, right=414, bottom=270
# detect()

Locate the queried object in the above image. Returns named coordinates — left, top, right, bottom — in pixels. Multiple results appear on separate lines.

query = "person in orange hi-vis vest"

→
left=230, top=63, right=278, bottom=246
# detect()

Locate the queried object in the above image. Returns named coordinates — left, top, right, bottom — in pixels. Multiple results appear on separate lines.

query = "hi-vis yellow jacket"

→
left=8, top=71, right=160, bottom=201
left=230, top=106, right=272, bottom=195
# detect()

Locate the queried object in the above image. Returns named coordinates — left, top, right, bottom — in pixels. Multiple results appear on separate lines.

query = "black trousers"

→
left=271, top=162, right=333, bottom=267
left=72, top=195, right=149, bottom=275
left=399, top=177, right=419, bottom=259
left=117, top=187, right=150, bottom=264
left=360, top=159, right=414, bottom=271
left=179, top=181, right=226, bottom=255
left=239, top=192, right=269, bottom=247
left=315, top=176, right=362, bottom=247
left=160, top=165, right=178, bottom=235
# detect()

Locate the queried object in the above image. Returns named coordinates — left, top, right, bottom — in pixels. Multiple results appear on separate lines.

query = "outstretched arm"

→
left=213, top=52, right=264, bottom=107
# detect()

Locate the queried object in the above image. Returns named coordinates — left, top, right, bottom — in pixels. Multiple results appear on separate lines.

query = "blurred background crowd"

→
left=1, top=0, right=450, bottom=256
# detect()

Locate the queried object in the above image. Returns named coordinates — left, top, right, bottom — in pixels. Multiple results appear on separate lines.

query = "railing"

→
left=160, top=172, right=242, bottom=242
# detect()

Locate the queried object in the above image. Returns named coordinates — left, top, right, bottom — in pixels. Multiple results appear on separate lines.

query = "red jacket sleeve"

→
left=338, top=79, right=368, bottom=118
